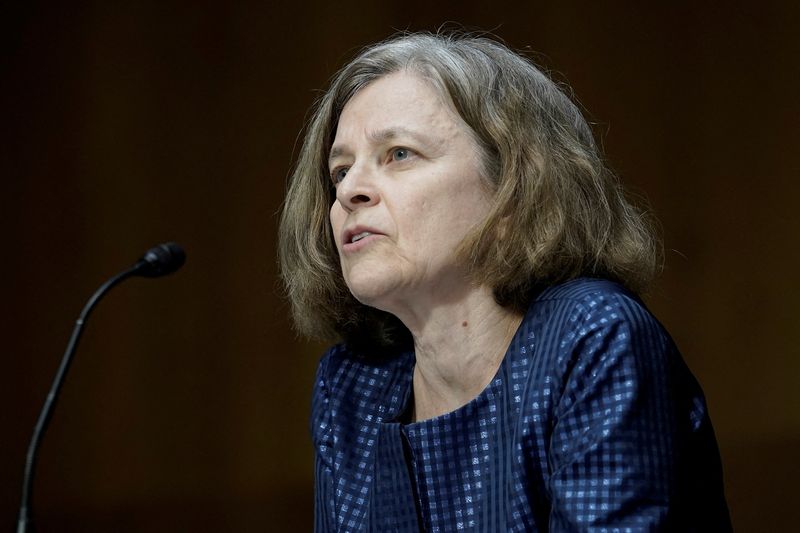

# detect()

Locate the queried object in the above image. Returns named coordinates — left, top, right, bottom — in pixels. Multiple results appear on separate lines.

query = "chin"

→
left=344, top=269, right=400, bottom=311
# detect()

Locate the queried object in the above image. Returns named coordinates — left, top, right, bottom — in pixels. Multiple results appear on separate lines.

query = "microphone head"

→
left=135, top=242, right=186, bottom=278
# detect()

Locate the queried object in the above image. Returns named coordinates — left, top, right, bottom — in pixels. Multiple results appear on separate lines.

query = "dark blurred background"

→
left=2, top=1, right=798, bottom=531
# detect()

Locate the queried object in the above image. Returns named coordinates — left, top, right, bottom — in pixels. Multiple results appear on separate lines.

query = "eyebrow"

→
left=328, top=127, right=438, bottom=165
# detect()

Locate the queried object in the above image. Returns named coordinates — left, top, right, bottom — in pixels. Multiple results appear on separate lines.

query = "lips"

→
left=350, top=231, right=373, bottom=243
left=342, top=226, right=384, bottom=250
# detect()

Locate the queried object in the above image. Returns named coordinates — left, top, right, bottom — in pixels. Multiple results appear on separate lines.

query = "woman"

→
left=279, top=32, right=731, bottom=532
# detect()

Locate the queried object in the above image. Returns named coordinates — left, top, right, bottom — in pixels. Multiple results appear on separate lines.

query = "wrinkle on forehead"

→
left=329, top=72, right=470, bottom=161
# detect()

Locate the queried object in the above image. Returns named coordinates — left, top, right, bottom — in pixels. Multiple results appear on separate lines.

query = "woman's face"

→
left=328, top=71, right=492, bottom=317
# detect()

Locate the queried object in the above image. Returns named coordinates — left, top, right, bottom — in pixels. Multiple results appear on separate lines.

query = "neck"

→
left=397, top=285, right=523, bottom=422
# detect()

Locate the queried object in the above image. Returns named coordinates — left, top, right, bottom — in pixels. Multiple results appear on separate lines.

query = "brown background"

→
left=3, top=1, right=798, bottom=531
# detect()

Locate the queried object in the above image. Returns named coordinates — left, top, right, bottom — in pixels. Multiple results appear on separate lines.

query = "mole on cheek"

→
left=462, top=321, right=468, bottom=327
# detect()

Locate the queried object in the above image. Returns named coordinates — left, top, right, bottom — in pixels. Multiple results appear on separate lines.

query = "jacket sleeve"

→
left=546, top=292, right=730, bottom=531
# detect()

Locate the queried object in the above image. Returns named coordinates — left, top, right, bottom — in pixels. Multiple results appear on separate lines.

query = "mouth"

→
left=342, top=226, right=384, bottom=251
left=350, top=231, right=373, bottom=243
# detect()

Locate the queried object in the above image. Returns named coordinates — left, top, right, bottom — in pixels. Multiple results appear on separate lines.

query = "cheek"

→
left=425, top=187, right=490, bottom=251
left=433, top=189, right=485, bottom=228
left=329, top=203, right=345, bottom=247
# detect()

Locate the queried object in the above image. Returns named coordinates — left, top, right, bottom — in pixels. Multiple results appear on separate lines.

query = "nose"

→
left=335, top=164, right=380, bottom=211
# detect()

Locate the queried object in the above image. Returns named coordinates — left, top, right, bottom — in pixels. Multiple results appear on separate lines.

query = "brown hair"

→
left=279, top=31, right=661, bottom=347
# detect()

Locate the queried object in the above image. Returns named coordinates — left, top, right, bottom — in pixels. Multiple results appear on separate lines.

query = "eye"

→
left=330, top=166, right=349, bottom=185
left=390, top=147, right=413, bottom=162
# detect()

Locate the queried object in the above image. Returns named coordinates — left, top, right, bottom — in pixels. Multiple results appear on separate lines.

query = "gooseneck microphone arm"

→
left=17, top=265, right=137, bottom=533
left=17, top=243, right=186, bottom=533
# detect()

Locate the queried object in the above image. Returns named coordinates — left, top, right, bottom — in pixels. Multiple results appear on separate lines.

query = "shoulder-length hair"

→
left=279, top=31, right=661, bottom=348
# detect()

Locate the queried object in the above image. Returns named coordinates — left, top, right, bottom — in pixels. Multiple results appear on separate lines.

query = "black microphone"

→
left=133, top=242, right=186, bottom=278
left=17, top=242, right=186, bottom=533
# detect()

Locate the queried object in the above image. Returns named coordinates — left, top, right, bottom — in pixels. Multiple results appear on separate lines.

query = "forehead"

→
left=331, top=71, right=465, bottom=150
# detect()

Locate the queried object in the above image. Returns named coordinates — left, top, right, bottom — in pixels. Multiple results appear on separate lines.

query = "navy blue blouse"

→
left=311, top=279, right=731, bottom=531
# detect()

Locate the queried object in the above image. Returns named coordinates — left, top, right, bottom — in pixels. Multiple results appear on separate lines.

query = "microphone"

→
left=133, top=242, right=186, bottom=278
left=17, top=243, right=186, bottom=533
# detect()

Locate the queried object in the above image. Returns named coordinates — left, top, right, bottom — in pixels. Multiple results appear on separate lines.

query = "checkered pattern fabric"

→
left=311, top=279, right=731, bottom=531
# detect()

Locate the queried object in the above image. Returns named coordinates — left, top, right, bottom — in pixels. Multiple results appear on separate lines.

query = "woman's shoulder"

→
left=517, top=277, right=678, bottom=391
left=536, top=276, right=641, bottom=304
left=315, top=343, right=414, bottom=386
left=530, top=277, right=666, bottom=338
left=312, top=342, right=414, bottom=425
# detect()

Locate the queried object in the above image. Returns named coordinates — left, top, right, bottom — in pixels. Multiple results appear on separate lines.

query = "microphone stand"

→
left=17, top=266, right=138, bottom=533
left=17, top=243, right=184, bottom=533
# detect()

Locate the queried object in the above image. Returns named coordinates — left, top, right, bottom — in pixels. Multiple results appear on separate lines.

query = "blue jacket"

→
left=311, top=278, right=731, bottom=531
